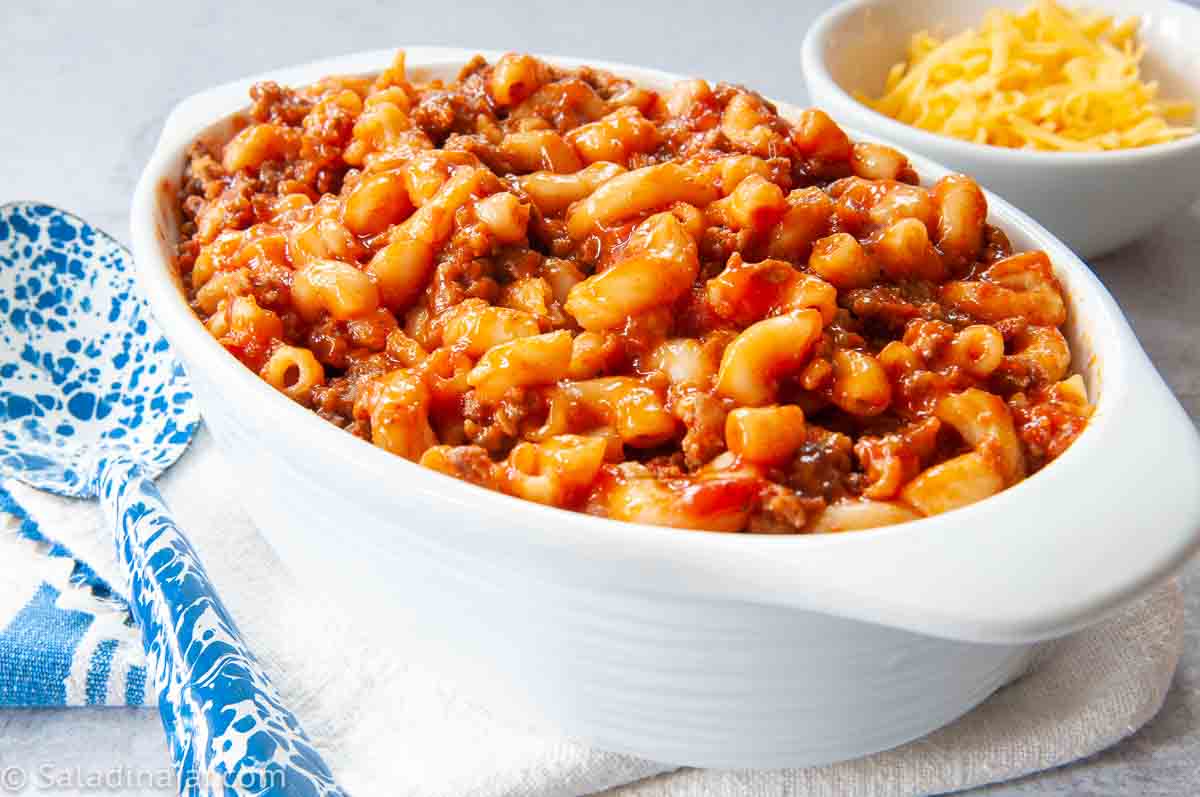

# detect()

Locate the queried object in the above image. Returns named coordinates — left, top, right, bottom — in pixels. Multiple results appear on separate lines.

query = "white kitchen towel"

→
left=2, top=427, right=1184, bottom=796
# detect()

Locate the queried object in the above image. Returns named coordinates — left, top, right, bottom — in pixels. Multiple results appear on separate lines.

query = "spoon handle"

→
left=98, top=455, right=346, bottom=797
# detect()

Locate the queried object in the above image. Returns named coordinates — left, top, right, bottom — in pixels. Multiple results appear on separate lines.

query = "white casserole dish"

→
left=131, top=48, right=1200, bottom=769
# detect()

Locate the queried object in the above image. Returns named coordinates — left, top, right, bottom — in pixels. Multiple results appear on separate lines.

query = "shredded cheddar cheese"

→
left=858, top=0, right=1196, bottom=151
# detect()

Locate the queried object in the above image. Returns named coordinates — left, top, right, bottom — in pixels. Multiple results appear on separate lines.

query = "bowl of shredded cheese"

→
left=802, top=0, right=1200, bottom=257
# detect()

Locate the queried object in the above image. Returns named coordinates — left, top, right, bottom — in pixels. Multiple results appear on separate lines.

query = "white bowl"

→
left=801, top=0, right=1200, bottom=259
left=131, top=48, right=1200, bottom=769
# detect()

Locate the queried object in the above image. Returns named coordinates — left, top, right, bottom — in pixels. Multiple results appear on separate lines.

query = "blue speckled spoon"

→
left=0, top=203, right=345, bottom=797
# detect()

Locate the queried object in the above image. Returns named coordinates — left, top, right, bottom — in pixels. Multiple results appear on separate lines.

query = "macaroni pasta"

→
left=177, top=51, right=1092, bottom=533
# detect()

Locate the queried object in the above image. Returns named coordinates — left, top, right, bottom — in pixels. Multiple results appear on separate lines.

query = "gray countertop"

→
left=2, top=1, right=1198, bottom=794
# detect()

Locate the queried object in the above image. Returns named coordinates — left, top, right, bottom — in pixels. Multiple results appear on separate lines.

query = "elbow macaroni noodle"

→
left=176, top=51, right=1093, bottom=534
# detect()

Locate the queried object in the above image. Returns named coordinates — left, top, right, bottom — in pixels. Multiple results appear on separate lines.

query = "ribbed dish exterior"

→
left=196, top=375, right=1032, bottom=767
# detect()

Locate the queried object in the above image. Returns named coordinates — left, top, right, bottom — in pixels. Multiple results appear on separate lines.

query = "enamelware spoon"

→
left=0, top=202, right=345, bottom=796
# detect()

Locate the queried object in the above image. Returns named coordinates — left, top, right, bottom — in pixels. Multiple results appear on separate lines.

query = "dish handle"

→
left=730, top=345, right=1200, bottom=644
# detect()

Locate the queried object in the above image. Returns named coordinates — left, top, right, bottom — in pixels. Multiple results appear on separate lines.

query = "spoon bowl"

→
left=0, top=202, right=196, bottom=494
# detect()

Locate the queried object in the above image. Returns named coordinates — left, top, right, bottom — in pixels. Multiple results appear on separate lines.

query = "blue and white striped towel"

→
left=0, top=483, right=146, bottom=708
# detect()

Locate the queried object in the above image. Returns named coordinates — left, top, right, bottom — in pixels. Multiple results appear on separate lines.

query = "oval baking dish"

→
left=131, top=48, right=1200, bottom=768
